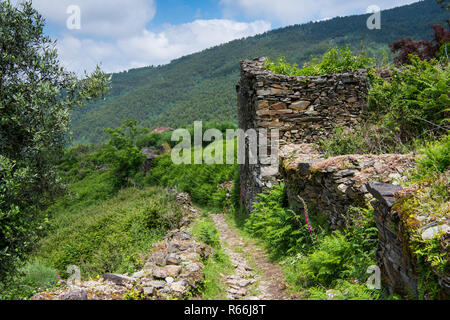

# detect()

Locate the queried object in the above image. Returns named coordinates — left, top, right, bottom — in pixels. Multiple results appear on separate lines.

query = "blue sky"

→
left=150, top=0, right=221, bottom=26
left=12, top=0, right=420, bottom=74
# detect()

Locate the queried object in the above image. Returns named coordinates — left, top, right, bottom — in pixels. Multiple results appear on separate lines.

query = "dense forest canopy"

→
left=70, top=0, right=449, bottom=144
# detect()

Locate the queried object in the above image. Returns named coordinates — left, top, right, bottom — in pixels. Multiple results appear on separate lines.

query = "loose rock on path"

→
left=210, top=214, right=293, bottom=300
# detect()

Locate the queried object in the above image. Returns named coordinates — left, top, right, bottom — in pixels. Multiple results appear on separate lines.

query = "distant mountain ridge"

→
left=70, top=0, right=449, bottom=144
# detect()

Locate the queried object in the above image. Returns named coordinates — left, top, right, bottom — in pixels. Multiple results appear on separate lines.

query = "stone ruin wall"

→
left=367, top=183, right=449, bottom=299
left=279, top=144, right=416, bottom=229
left=237, top=57, right=369, bottom=212
left=237, top=57, right=448, bottom=298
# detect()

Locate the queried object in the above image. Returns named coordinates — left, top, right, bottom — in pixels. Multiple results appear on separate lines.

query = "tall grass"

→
left=36, top=186, right=183, bottom=279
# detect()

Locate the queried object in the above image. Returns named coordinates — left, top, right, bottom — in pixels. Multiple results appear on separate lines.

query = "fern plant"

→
left=245, top=184, right=319, bottom=259
left=368, top=56, right=450, bottom=142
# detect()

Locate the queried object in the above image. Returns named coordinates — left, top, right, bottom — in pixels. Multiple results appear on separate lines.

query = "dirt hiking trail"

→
left=210, top=214, right=293, bottom=300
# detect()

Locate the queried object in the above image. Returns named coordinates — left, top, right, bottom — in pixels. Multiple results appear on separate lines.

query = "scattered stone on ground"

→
left=211, top=214, right=292, bottom=300
left=33, top=190, right=296, bottom=301
left=33, top=227, right=212, bottom=300
left=33, top=192, right=213, bottom=301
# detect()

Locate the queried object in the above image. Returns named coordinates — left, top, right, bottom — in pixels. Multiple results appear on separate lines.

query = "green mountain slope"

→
left=71, top=0, right=449, bottom=143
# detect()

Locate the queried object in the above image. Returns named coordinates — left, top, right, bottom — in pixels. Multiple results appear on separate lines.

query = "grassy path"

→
left=210, top=213, right=293, bottom=300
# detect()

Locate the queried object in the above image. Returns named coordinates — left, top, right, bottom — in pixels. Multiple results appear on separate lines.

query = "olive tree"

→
left=0, top=0, right=110, bottom=283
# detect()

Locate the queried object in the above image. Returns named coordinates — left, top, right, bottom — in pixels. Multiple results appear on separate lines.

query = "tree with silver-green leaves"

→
left=0, top=0, right=110, bottom=284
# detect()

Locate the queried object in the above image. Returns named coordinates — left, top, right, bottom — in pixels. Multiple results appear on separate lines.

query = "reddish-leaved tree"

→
left=390, top=25, right=450, bottom=65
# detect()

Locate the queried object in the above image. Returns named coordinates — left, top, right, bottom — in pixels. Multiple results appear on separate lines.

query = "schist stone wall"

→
left=279, top=144, right=416, bottom=230
left=236, top=58, right=448, bottom=299
left=237, top=57, right=369, bottom=212
left=368, top=183, right=450, bottom=299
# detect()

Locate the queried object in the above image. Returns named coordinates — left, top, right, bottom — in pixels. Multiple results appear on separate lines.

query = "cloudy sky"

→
left=12, top=0, right=420, bottom=74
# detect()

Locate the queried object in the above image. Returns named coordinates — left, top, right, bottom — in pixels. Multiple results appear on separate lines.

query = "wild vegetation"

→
left=262, top=21, right=449, bottom=159
left=317, top=54, right=449, bottom=157
left=0, top=115, right=239, bottom=299
left=0, top=0, right=448, bottom=301
left=264, top=46, right=375, bottom=76
left=235, top=19, right=449, bottom=299
left=231, top=132, right=449, bottom=300
left=238, top=183, right=381, bottom=300
left=392, top=134, right=449, bottom=299
left=390, top=24, right=449, bottom=65
left=191, top=212, right=234, bottom=300
left=146, top=140, right=238, bottom=208
left=0, top=0, right=109, bottom=292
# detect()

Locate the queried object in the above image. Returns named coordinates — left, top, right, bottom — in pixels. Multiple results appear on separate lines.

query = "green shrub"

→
left=48, top=171, right=120, bottom=216
left=282, top=205, right=379, bottom=296
left=243, top=184, right=380, bottom=299
left=308, top=280, right=380, bottom=300
left=136, top=121, right=238, bottom=150
left=210, top=188, right=229, bottom=211
left=319, top=57, right=449, bottom=157
left=416, top=134, right=450, bottom=174
left=192, top=217, right=221, bottom=250
left=263, top=56, right=303, bottom=76
left=368, top=57, right=449, bottom=143
left=96, top=120, right=146, bottom=187
left=0, top=155, right=45, bottom=283
left=20, top=259, right=59, bottom=290
left=136, top=132, right=172, bottom=149
left=146, top=140, right=237, bottom=208
left=413, top=235, right=448, bottom=299
left=288, top=232, right=352, bottom=287
left=318, top=127, right=370, bottom=157
left=244, top=184, right=326, bottom=260
left=0, top=1, right=109, bottom=285
left=0, top=259, right=59, bottom=300
left=343, top=206, right=379, bottom=281
left=394, top=137, right=450, bottom=299
left=264, top=46, right=374, bottom=76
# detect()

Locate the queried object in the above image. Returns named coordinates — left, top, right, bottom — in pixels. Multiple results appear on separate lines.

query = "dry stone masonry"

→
left=367, top=182, right=419, bottom=297
left=280, top=143, right=416, bottom=229
left=237, top=57, right=369, bottom=212
left=238, top=58, right=369, bottom=144
left=237, top=58, right=448, bottom=299
left=368, top=183, right=450, bottom=299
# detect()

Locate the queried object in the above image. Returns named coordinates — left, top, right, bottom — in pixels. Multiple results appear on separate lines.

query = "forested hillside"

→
left=71, top=0, right=449, bottom=143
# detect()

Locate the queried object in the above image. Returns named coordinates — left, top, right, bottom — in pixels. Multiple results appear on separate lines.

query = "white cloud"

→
left=118, top=20, right=271, bottom=64
left=14, top=0, right=156, bottom=38
left=8, top=0, right=271, bottom=74
left=56, top=37, right=127, bottom=75
left=56, top=19, right=271, bottom=74
left=220, top=0, right=421, bottom=26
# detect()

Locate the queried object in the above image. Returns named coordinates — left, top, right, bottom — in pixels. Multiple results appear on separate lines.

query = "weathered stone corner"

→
left=366, top=182, right=419, bottom=296
left=367, top=182, right=450, bottom=299
left=237, top=57, right=370, bottom=212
